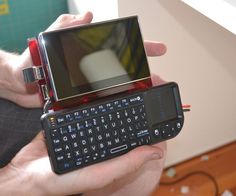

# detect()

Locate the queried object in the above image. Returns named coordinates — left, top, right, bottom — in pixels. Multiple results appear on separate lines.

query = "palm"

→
left=9, top=131, right=165, bottom=195
left=10, top=132, right=50, bottom=171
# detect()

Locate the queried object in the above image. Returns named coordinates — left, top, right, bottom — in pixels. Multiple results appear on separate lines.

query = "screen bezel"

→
left=38, top=16, right=151, bottom=101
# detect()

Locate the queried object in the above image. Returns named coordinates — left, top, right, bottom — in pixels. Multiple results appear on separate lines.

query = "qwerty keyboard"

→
left=41, top=83, right=184, bottom=174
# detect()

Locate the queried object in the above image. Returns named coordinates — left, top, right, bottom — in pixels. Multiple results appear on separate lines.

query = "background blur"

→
left=0, top=0, right=68, bottom=52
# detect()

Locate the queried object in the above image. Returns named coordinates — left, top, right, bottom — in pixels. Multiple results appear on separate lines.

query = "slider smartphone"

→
left=24, top=16, right=185, bottom=174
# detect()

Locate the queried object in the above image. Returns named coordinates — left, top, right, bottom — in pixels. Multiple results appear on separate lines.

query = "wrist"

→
left=0, top=56, right=14, bottom=92
left=11, top=48, right=33, bottom=92
left=0, top=165, right=36, bottom=195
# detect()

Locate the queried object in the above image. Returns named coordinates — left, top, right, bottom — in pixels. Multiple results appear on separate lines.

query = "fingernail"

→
left=151, top=153, right=162, bottom=160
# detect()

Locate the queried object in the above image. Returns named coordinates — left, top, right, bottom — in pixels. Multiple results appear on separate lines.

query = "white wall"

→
left=118, top=0, right=236, bottom=166
left=67, top=0, right=118, bottom=22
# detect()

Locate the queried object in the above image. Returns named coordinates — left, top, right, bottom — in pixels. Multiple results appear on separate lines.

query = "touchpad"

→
left=144, top=86, right=177, bottom=126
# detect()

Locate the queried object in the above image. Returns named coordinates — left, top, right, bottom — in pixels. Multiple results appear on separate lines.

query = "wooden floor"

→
left=153, top=141, right=236, bottom=196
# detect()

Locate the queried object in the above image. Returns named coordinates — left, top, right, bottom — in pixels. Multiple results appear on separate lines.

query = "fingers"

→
left=47, top=11, right=93, bottom=31
left=0, top=88, right=42, bottom=108
left=55, top=145, right=164, bottom=195
left=144, top=41, right=167, bottom=57
left=151, top=74, right=166, bottom=86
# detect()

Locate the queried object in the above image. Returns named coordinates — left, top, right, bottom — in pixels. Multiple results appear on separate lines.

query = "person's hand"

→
left=144, top=41, right=167, bottom=85
left=0, top=32, right=168, bottom=195
left=0, top=131, right=164, bottom=195
left=0, top=12, right=93, bottom=108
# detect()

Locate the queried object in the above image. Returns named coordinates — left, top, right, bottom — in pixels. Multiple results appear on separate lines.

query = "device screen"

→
left=40, top=16, right=150, bottom=101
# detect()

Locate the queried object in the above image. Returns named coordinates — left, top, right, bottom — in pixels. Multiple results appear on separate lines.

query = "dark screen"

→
left=39, top=16, right=150, bottom=101
left=148, top=86, right=178, bottom=125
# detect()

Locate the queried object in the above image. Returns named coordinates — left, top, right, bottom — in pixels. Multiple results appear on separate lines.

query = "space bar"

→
left=110, top=144, right=128, bottom=154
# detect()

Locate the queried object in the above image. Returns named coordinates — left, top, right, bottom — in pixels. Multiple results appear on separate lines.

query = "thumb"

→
left=61, top=145, right=164, bottom=194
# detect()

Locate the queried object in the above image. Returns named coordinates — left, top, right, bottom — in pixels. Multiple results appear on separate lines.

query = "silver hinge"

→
left=22, top=66, right=45, bottom=83
left=41, top=84, right=50, bottom=101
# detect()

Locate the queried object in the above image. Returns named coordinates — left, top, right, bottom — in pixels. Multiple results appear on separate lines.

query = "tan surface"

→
left=153, top=141, right=236, bottom=196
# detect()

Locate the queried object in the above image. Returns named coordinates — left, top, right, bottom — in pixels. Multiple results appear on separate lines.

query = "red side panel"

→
left=28, top=39, right=49, bottom=106
left=28, top=39, right=42, bottom=66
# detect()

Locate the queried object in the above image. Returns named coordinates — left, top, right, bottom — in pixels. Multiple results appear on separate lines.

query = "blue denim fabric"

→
left=0, top=98, right=42, bottom=167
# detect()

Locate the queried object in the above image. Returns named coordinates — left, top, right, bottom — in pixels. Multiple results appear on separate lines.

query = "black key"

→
left=56, top=116, right=66, bottom=125
left=86, top=128, right=94, bottom=136
left=75, top=158, right=83, bottom=166
left=82, top=109, right=90, bottom=118
left=106, top=140, right=112, bottom=147
left=98, top=105, right=107, bottom=113
left=121, top=98, right=129, bottom=107
left=78, top=130, right=86, bottom=137
left=130, top=141, right=138, bottom=148
left=52, top=138, right=61, bottom=145
left=61, top=135, right=69, bottom=143
left=74, top=149, right=82, bottom=157
left=67, top=124, right=76, bottom=133
left=80, top=139, right=88, bottom=146
left=84, top=155, right=91, bottom=164
left=54, top=147, right=63, bottom=153
left=82, top=147, right=89, bottom=155
left=65, top=152, right=73, bottom=160
left=100, top=150, right=107, bottom=159
left=96, top=134, right=103, bottom=142
left=88, top=136, right=95, bottom=144
left=98, top=142, right=106, bottom=150
left=84, top=119, right=93, bottom=128
left=121, top=135, right=128, bottom=143
left=56, top=154, right=65, bottom=162
left=128, top=94, right=143, bottom=105
left=51, top=129, right=59, bottom=138
left=90, top=107, right=98, bottom=116
left=76, top=122, right=85, bottom=131
left=92, top=153, right=99, bottom=161
left=104, top=132, right=111, bottom=139
left=113, top=100, right=122, bottom=109
left=90, top=144, right=97, bottom=152
left=74, top=111, right=82, bottom=120
left=72, top=141, right=79, bottom=148
left=58, top=161, right=74, bottom=171
left=64, top=144, right=71, bottom=152
left=110, top=144, right=128, bottom=154
left=65, top=113, right=74, bottom=122
left=105, top=102, right=114, bottom=111
left=59, top=126, right=68, bottom=135
left=114, top=137, right=121, bottom=145
left=69, top=132, right=77, bottom=140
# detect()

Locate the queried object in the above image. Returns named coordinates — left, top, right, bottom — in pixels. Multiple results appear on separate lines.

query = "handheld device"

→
left=23, top=16, right=185, bottom=174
